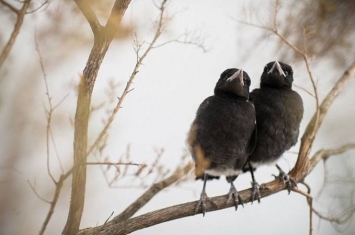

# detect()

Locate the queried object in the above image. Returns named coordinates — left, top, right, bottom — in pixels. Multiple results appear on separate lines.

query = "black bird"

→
left=245, top=61, right=304, bottom=202
left=187, top=68, right=256, bottom=216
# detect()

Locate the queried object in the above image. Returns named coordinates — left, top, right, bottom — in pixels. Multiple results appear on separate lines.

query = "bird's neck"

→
left=214, top=91, right=248, bottom=100
left=260, top=83, right=292, bottom=90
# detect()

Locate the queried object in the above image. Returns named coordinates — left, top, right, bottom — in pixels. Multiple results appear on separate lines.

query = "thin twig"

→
left=87, top=0, right=169, bottom=157
left=25, top=0, right=50, bottom=14
left=27, top=180, right=51, bottom=204
left=309, top=143, right=355, bottom=173
left=271, top=0, right=320, bottom=132
left=312, top=206, right=355, bottom=225
left=153, top=31, right=209, bottom=52
left=0, top=0, right=19, bottom=14
left=113, top=162, right=194, bottom=223
left=0, top=0, right=30, bottom=68
left=86, top=162, right=145, bottom=167
left=291, top=184, right=313, bottom=235
left=39, top=173, right=71, bottom=235
left=35, top=30, right=57, bottom=184
left=293, top=83, right=315, bottom=98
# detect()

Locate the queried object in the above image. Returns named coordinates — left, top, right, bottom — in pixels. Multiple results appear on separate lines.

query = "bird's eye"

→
left=284, top=71, right=289, bottom=76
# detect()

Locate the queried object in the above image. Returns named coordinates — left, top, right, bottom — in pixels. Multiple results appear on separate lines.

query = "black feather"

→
left=248, top=61, right=303, bottom=167
left=188, top=68, right=256, bottom=214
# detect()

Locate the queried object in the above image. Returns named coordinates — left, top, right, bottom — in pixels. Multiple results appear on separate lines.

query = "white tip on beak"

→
left=268, top=61, right=286, bottom=77
left=226, top=69, right=244, bottom=85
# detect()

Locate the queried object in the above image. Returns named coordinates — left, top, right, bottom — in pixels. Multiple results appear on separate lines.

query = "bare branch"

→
left=35, top=31, right=58, bottom=184
left=27, top=180, right=51, bottom=204
left=74, top=0, right=102, bottom=34
left=312, top=206, right=355, bottom=225
left=153, top=30, right=209, bottom=52
left=235, top=20, right=273, bottom=31
left=105, top=0, right=133, bottom=38
left=237, top=0, right=350, bottom=179
left=0, top=0, right=30, bottom=68
left=308, top=143, right=355, bottom=173
left=86, top=162, right=145, bottom=167
left=291, top=186, right=313, bottom=235
left=39, top=174, right=70, bottom=235
left=269, top=0, right=321, bottom=131
left=237, top=3, right=320, bottom=124
left=291, top=60, right=355, bottom=178
left=293, top=83, right=315, bottom=98
left=0, top=0, right=19, bottom=14
left=87, top=0, right=169, bottom=157
left=112, top=162, right=193, bottom=223
left=64, top=1, right=133, bottom=234
left=25, top=0, right=49, bottom=14
left=79, top=178, right=288, bottom=235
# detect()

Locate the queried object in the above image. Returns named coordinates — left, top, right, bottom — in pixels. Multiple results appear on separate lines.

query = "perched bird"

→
left=245, top=61, right=304, bottom=202
left=187, top=68, right=256, bottom=216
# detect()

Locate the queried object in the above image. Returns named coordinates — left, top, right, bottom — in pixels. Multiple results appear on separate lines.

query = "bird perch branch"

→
left=291, top=59, right=355, bottom=179
left=78, top=58, right=355, bottom=235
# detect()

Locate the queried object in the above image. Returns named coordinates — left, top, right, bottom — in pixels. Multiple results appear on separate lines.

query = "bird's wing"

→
left=248, top=122, right=257, bottom=156
left=196, top=96, right=213, bottom=117
left=187, top=96, right=214, bottom=149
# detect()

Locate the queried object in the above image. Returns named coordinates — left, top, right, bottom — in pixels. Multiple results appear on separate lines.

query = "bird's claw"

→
left=195, top=191, right=218, bottom=216
left=273, top=169, right=297, bottom=194
left=226, top=186, right=243, bottom=210
left=250, top=181, right=261, bottom=204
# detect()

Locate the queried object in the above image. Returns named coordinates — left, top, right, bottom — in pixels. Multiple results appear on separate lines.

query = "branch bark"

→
left=63, top=1, right=132, bottom=234
left=290, top=59, right=355, bottom=179
left=79, top=178, right=286, bottom=235
left=0, top=0, right=30, bottom=69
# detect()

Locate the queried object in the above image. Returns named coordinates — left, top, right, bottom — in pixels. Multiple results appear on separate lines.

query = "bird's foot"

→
left=226, top=184, right=243, bottom=210
left=273, top=165, right=297, bottom=194
left=250, top=181, right=261, bottom=204
left=195, top=191, right=218, bottom=216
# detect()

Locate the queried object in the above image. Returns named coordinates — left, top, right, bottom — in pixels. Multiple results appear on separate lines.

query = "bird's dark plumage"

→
left=187, top=68, right=256, bottom=215
left=246, top=61, right=303, bottom=198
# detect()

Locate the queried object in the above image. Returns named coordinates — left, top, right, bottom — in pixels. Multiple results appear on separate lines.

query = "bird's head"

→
left=260, top=61, right=293, bottom=89
left=214, top=68, right=251, bottom=99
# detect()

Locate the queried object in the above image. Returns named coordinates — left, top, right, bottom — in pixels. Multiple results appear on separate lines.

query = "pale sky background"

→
left=1, top=0, right=355, bottom=235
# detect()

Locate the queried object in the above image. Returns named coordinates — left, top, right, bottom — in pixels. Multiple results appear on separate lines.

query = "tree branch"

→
left=87, top=0, right=167, bottom=157
left=74, top=0, right=102, bottom=35
left=0, top=0, right=30, bottom=69
left=77, top=58, right=355, bottom=235
left=291, top=60, right=355, bottom=179
left=81, top=139, right=355, bottom=235
left=308, top=143, right=355, bottom=173
left=39, top=172, right=71, bottom=235
left=112, top=162, right=194, bottom=224
left=0, top=0, right=19, bottom=14
left=63, top=1, right=133, bottom=234
left=79, top=178, right=287, bottom=235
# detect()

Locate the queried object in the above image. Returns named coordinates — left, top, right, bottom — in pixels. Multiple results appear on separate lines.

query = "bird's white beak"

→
left=268, top=61, right=286, bottom=77
left=227, top=69, right=244, bottom=85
